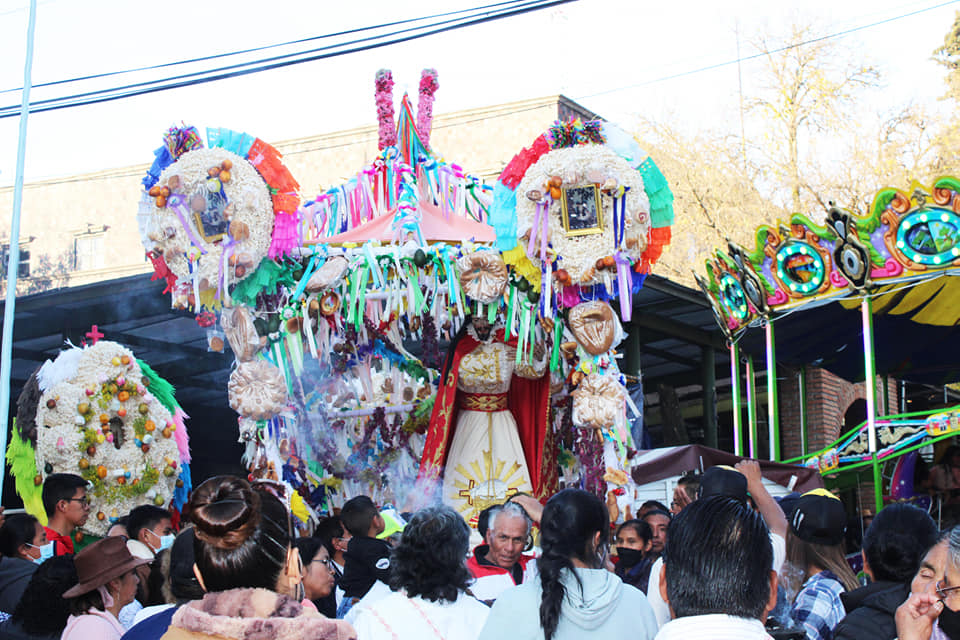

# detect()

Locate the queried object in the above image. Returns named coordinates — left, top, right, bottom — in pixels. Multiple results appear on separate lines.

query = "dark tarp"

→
left=630, top=443, right=824, bottom=493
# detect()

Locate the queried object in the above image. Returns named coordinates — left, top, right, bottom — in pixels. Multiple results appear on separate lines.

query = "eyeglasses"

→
left=312, top=557, right=335, bottom=570
left=66, top=497, right=91, bottom=507
left=936, top=579, right=960, bottom=601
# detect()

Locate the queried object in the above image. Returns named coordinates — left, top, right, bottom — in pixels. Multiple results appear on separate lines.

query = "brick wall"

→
left=779, top=366, right=898, bottom=460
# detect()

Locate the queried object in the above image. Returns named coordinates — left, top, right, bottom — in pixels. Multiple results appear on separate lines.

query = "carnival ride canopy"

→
left=698, top=179, right=960, bottom=385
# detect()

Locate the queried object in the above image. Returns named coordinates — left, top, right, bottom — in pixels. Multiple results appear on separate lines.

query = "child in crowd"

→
left=337, top=496, right=389, bottom=618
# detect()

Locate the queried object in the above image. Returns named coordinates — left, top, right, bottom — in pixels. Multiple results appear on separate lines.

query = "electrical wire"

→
left=579, top=0, right=960, bottom=100
left=0, top=0, right=533, bottom=95
left=0, top=0, right=570, bottom=118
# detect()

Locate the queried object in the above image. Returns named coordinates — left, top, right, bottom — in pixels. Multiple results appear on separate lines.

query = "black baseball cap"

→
left=698, top=466, right=748, bottom=503
left=789, top=489, right=847, bottom=545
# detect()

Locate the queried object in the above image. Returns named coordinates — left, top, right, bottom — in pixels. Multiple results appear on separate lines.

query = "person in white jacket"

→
left=478, top=488, right=658, bottom=640
left=351, top=505, right=488, bottom=640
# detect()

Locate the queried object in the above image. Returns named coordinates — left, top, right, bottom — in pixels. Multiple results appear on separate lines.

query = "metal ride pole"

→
left=862, top=296, right=881, bottom=513
left=0, top=0, right=38, bottom=502
left=765, top=320, right=779, bottom=461
left=799, top=367, right=808, bottom=457
left=746, top=355, right=757, bottom=458
left=731, top=343, right=742, bottom=456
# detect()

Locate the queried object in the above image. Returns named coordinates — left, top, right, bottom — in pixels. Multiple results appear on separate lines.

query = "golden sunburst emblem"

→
left=451, top=449, right=526, bottom=524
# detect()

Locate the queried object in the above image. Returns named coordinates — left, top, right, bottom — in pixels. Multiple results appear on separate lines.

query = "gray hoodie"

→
left=0, top=556, right=37, bottom=614
left=478, top=567, right=657, bottom=640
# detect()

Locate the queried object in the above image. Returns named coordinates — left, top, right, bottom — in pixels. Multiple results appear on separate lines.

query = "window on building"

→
left=74, top=234, right=104, bottom=271
left=0, top=244, right=30, bottom=278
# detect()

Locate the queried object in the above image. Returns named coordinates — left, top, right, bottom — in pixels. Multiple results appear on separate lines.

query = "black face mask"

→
left=616, top=547, right=646, bottom=569
left=940, top=604, right=960, bottom=639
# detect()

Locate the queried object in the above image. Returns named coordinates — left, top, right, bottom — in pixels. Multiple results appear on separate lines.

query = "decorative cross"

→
left=85, top=325, right=104, bottom=345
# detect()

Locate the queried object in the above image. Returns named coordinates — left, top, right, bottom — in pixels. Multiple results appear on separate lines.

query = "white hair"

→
left=488, top=501, right=532, bottom=536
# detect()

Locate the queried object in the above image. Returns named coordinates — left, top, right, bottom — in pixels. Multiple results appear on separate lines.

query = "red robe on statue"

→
left=418, top=329, right=556, bottom=501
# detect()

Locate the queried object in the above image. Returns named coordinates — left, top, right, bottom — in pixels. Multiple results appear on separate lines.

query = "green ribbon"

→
left=355, top=266, right=370, bottom=332
left=550, top=318, right=563, bottom=371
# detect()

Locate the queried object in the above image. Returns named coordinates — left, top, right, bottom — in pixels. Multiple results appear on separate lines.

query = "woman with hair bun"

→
left=351, top=505, right=489, bottom=640
left=128, top=476, right=355, bottom=640
left=478, top=489, right=657, bottom=640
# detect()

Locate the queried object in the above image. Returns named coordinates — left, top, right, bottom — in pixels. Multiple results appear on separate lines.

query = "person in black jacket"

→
left=834, top=503, right=940, bottom=640
left=337, top=496, right=389, bottom=618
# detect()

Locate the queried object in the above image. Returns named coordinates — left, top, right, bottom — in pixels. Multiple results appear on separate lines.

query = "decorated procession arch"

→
left=12, top=69, right=676, bottom=530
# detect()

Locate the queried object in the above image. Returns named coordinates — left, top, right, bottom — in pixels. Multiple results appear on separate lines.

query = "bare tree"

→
left=747, top=23, right=880, bottom=215
left=635, top=120, right=786, bottom=286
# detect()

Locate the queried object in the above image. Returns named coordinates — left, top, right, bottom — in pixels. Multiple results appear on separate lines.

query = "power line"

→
left=579, top=0, right=960, bottom=101
left=0, top=0, right=533, bottom=96
left=0, top=0, right=569, bottom=118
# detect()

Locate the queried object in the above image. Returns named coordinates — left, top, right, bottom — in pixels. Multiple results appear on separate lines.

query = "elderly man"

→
left=467, top=502, right=536, bottom=603
left=655, top=496, right=778, bottom=639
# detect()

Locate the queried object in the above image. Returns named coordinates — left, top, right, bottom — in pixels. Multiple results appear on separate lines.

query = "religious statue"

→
left=418, top=252, right=554, bottom=524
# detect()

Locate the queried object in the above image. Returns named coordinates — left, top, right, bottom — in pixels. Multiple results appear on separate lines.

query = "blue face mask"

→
left=157, top=534, right=175, bottom=552
left=148, top=530, right=175, bottom=553
left=27, top=541, right=54, bottom=565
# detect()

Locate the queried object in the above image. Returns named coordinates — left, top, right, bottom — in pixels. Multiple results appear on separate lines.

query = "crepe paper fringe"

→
left=164, top=125, right=204, bottom=159
left=638, top=157, right=674, bottom=229
left=137, top=359, right=178, bottom=416
left=502, top=244, right=541, bottom=290
left=173, top=407, right=191, bottom=464
left=546, top=118, right=605, bottom=149
left=6, top=428, right=45, bottom=524
left=639, top=227, right=672, bottom=274
left=376, top=69, right=397, bottom=150
left=490, top=184, right=519, bottom=251
left=499, top=134, right=551, bottom=191
left=207, top=127, right=257, bottom=158
left=15, top=367, right=41, bottom=441
left=417, top=69, right=439, bottom=149
left=268, top=211, right=300, bottom=261
left=173, top=463, right=192, bottom=511
left=142, top=145, right=175, bottom=190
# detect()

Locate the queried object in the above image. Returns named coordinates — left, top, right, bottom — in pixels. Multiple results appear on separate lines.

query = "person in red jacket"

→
left=467, top=502, right=536, bottom=603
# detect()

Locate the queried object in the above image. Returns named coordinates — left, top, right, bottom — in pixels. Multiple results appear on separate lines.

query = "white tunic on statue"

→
left=442, top=328, right=546, bottom=523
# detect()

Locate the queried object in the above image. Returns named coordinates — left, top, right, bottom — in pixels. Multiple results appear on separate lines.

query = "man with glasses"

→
left=41, top=473, right=89, bottom=555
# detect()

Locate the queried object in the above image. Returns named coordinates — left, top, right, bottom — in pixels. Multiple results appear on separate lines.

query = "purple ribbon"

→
left=167, top=194, right=208, bottom=254
left=615, top=251, right=633, bottom=321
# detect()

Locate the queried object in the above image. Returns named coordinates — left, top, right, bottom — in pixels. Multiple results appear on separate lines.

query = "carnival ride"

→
left=698, top=180, right=960, bottom=512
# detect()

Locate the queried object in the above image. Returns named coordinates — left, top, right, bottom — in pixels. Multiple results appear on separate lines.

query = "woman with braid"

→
left=478, top=488, right=657, bottom=640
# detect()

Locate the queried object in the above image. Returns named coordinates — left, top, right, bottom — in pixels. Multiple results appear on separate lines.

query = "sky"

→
left=0, top=0, right=957, bottom=188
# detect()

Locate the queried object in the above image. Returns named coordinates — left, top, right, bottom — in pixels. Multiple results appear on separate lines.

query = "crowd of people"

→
left=1, top=466, right=960, bottom=640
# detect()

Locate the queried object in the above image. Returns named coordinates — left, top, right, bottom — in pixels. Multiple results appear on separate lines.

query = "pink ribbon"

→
left=527, top=201, right=549, bottom=261
left=167, top=195, right=208, bottom=254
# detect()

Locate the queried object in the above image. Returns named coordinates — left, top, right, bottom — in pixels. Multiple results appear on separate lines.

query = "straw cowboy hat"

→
left=63, top=535, right=152, bottom=598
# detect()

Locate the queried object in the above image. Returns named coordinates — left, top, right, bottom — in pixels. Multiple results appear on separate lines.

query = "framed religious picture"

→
left=561, top=185, right=604, bottom=237
left=190, top=179, right=230, bottom=243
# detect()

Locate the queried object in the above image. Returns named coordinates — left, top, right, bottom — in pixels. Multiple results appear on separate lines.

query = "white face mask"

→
left=26, top=541, right=54, bottom=564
